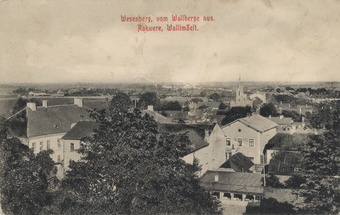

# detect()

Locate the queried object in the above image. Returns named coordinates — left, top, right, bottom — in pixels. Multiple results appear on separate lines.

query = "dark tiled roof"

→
left=159, top=124, right=209, bottom=153
left=200, top=171, right=264, bottom=195
left=220, top=153, right=254, bottom=172
left=62, top=121, right=99, bottom=140
left=27, top=105, right=91, bottom=137
left=268, top=151, right=302, bottom=175
left=265, top=133, right=309, bottom=151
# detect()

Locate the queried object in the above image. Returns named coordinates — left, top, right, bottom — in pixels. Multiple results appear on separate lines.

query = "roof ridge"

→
left=36, top=104, right=78, bottom=108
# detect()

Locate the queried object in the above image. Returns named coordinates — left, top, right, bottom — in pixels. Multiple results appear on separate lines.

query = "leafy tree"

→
left=264, top=174, right=285, bottom=188
left=291, top=132, right=340, bottom=214
left=221, top=106, right=252, bottom=125
left=246, top=198, right=296, bottom=214
left=110, top=92, right=131, bottom=112
left=281, top=110, right=301, bottom=122
left=285, top=174, right=306, bottom=189
left=160, top=101, right=182, bottom=111
left=137, top=92, right=161, bottom=110
left=260, top=103, right=278, bottom=117
left=306, top=101, right=340, bottom=130
left=209, top=93, right=221, bottom=101
left=0, top=117, right=55, bottom=215
left=198, top=105, right=209, bottom=110
left=218, top=102, right=227, bottom=110
left=61, top=93, right=221, bottom=215
left=183, top=106, right=190, bottom=111
left=191, top=98, right=203, bottom=103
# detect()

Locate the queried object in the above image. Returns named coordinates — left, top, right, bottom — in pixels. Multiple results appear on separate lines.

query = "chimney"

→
left=42, top=100, right=48, bottom=108
left=302, top=116, right=305, bottom=123
left=27, top=102, right=36, bottom=111
left=214, top=175, right=219, bottom=182
left=147, top=105, right=154, bottom=111
left=280, top=115, right=284, bottom=119
left=204, top=129, right=209, bottom=142
left=74, top=98, right=83, bottom=107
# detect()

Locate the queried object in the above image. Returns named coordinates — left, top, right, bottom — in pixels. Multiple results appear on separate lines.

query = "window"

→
left=70, top=143, right=74, bottom=152
left=40, top=141, right=43, bottom=151
left=47, top=140, right=50, bottom=149
left=57, top=138, right=61, bottom=148
left=226, top=138, right=231, bottom=146
left=237, top=138, right=242, bottom=146
left=57, top=155, right=61, bottom=162
left=212, top=192, right=220, bottom=200
left=32, top=142, right=36, bottom=152
left=249, top=139, right=254, bottom=147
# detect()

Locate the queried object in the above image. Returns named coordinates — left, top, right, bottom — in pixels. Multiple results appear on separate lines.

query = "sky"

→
left=0, top=0, right=340, bottom=85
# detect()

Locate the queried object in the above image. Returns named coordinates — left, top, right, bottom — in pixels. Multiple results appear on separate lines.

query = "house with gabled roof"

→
left=21, top=98, right=91, bottom=178
left=158, top=123, right=226, bottom=177
left=221, top=114, right=278, bottom=166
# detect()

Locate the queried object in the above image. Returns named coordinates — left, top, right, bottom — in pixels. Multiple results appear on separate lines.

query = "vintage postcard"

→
left=0, top=0, right=339, bottom=214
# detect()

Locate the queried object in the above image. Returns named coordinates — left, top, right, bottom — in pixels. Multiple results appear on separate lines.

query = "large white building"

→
left=221, top=114, right=278, bottom=165
left=21, top=98, right=91, bottom=178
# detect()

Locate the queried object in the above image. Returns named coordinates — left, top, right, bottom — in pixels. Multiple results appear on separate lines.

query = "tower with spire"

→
left=230, top=74, right=252, bottom=107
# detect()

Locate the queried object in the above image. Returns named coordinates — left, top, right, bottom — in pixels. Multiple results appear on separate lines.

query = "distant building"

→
left=142, top=105, right=174, bottom=124
left=28, top=91, right=49, bottom=96
left=268, top=115, right=295, bottom=133
left=230, top=76, right=252, bottom=108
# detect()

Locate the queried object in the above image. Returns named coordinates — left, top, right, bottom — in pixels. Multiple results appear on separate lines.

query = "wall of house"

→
left=28, top=133, right=65, bottom=179
left=182, top=125, right=226, bottom=177
left=260, top=128, right=277, bottom=151
left=27, top=134, right=87, bottom=179
left=222, top=122, right=262, bottom=164
left=28, top=133, right=65, bottom=163
left=204, top=125, right=228, bottom=172
left=63, top=139, right=83, bottom=174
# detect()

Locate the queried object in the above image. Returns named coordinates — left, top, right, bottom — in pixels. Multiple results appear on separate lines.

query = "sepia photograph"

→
left=0, top=0, right=340, bottom=214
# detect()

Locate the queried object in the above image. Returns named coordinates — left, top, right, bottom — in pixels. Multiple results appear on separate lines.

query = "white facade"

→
left=182, top=125, right=226, bottom=176
left=62, top=139, right=83, bottom=175
left=27, top=133, right=65, bottom=178
left=221, top=121, right=277, bottom=165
